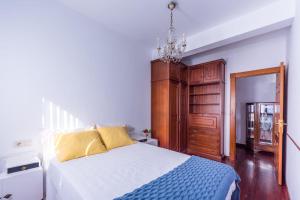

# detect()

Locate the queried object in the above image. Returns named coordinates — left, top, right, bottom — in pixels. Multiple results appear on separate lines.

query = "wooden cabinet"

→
left=179, top=83, right=188, bottom=152
left=151, top=59, right=225, bottom=160
left=151, top=60, right=188, bottom=152
left=203, top=62, right=221, bottom=83
left=189, top=66, right=203, bottom=85
left=169, top=80, right=180, bottom=151
left=187, top=60, right=225, bottom=161
left=170, top=64, right=180, bottom=81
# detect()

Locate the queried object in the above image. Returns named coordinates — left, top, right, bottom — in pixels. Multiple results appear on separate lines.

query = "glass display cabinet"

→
left=246, top=102, right=275, bottom=153
left=246, top=103, right=255, bottom=150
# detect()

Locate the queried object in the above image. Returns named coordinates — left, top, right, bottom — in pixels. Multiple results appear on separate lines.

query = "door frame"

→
left=229, top=63, right=285, bottom=162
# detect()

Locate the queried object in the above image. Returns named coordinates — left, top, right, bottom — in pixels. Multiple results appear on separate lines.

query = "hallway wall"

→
left=236, top=74, right=276, bottom=144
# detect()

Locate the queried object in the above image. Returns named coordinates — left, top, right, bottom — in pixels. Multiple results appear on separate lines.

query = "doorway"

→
left=230, top=63, right=285, bottom=186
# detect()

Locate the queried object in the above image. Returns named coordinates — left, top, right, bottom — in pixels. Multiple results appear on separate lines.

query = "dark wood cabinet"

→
left=179, top=83, right=188, bottom=152
left=169, top=80, right=180, bottom=151
left=151, top=59, right=225, bottom=160
left=151, top=60, right=188, bottom=152
left=189, top=66, right=203, bottom=85
left=187, top=59, right=225, bottom=161
left=203, top=62, right=221, bottom=83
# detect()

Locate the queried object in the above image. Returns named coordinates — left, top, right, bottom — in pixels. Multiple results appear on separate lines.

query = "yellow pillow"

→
left=97, top=126, right=135, bottom=150
left=55, top=130, right=107, bottom=162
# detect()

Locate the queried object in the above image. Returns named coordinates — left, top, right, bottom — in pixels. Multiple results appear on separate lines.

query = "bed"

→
left=46, top=142, right=240, bottom=200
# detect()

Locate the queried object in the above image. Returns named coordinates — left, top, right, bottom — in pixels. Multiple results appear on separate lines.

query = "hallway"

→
left=232, top=146, right=289, bottom=200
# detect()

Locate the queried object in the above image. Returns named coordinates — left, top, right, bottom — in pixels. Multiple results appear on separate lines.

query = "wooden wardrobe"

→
left=151, top=59, right=225, bottom=161
left=151, top=60, right=188, bottom=152
left=187, top=60, right=225, bottom=161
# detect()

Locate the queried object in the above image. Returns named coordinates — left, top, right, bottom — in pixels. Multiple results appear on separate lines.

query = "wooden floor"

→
left=227, top=146, right=289, bottom=200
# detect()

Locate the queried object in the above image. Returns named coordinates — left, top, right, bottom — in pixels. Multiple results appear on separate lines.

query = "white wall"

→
left=286, top=0, right=300, bottom=199
left=0, top=0, right=151, bottom=157
left=235, top=75, right=276, bottom=144
left=183, top=29, right=288, bottom=156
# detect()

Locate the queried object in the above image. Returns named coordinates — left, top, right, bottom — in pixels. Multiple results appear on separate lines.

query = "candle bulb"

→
left=157, top=37, right=160, bottom=48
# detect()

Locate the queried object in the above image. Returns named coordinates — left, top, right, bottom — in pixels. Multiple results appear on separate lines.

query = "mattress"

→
left=47, top=143, right=235, bottom=200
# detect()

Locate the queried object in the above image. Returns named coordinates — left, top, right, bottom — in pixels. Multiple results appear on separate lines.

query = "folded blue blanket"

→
left=115, top=156, right=240, bottom=200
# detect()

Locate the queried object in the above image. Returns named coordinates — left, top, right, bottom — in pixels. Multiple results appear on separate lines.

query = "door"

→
left=203, top=62, right=221, bottom=83
left=151, top=80, right=169, bottom=148
left=169, top=81, right=180, bottom=151
left=179, top=83, right=188, bottom=152
left=189, top=66, right=204, bottom=85
left=230, top=64, right=285, bottom=167
left=274, top=65, right=285, bottom=185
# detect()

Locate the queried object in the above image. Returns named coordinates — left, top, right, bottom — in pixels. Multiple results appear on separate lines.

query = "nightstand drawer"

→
left=7, top=162, right=39, bottom=174
left=1, top=167, right=43, bottom=200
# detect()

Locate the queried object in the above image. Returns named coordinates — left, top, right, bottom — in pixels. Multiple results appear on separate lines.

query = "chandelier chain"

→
left=170, top=10, right=173, bottom=29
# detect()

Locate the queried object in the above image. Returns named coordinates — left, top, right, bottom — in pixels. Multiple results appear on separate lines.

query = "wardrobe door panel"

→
left=151, top=80, right=169, bottom=148
left=169, top=63, right=180, bottom=81
left=179, top=83, right=188, bottom=152
left=203, top=63, right=221, bottom=83
left=189, top=114, right=218, bottom=129
left=180, top=67, right=188, bottom=83
left=188, top=144, right=219, bottom=156
left=169, top=81, right=180, bottom=151
left=151, top=61, right=169, bottom=81
left=189, top=66, right=203, bottom=85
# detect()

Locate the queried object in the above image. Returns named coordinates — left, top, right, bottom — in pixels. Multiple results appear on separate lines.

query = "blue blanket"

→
left=115, top=156, right=240, bottom=200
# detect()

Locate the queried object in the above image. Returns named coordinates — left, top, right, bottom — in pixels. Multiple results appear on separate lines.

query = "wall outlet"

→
left=15, top=140, right=32, bottom=148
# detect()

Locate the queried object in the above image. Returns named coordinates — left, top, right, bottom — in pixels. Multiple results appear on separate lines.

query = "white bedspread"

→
left=47, top=142, right=235, bottom=200
left=47, top=143, right=189, bottom=200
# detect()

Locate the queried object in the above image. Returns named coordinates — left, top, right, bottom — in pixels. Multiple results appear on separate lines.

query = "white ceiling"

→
left=59, top=0, right=279, bottom=48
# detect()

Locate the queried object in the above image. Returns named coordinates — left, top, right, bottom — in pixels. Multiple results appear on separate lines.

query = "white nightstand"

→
left=143, top=138, right=158, bottom=146
left=131, top=134, right=159, bottom=146
left=0, top=155, right=43, bottom=200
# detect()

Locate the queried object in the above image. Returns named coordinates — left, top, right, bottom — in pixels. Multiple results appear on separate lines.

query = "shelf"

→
left=189, top=93, right=220, bottom=96
left=189, top=81, right=221, bottom=86
left=189, top=103, right=219, bottom=105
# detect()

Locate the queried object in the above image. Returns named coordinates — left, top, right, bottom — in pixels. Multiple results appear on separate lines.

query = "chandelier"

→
left=157, top=1, right=187, bottom=63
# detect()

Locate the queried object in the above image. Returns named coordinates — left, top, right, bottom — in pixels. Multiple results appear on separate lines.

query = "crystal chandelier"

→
left=157, top=1, right=187, bottom=63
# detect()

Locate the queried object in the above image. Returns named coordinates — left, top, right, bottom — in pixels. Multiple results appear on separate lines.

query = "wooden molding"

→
left=229, top=63, right=284, bottom=162
left=231, top=66, right=281, bottom=78
left=287, top=133, right=300, bottom=151
left=230, top=75, right=236, bottom=161
left=190, top=59, right=226, bottom=69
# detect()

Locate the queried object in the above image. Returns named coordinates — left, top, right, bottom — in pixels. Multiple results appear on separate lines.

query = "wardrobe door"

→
left=203, top=62, right=221, bottom=83
left=180, top=66, right=188, bottom=83
left=189, top=65, right=204, bottom=85
left=169, top=63, right=180, bottom=81
left=179, top=83, right=188, bottom=152
left=151, top=80, right=170, bottom=148
left=169, top=81, right=180, bottom=151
